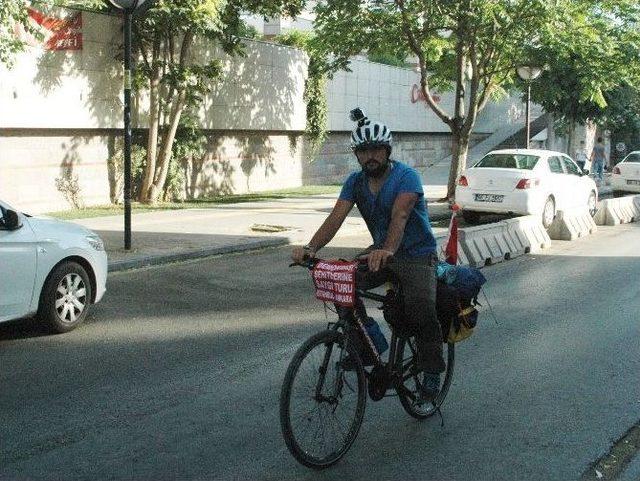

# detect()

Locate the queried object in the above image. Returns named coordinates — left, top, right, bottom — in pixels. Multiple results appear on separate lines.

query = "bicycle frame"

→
left=291, top=258, right=417, bottom=400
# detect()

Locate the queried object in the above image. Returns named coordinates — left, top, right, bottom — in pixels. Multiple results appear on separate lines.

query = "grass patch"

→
left=46, top=185, right=342, bottom=220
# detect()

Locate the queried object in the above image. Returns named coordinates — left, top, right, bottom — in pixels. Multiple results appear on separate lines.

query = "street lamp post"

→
left=106, top=0, right=152, bottom=250
left=516, top=65, right=543, bottom=149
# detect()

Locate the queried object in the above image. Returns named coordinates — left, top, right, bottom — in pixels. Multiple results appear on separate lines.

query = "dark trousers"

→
left=355, top=252, right=445, bottom=374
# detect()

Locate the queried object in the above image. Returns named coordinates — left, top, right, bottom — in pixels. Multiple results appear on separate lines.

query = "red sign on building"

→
left=14, top=8, right=82, bottom=51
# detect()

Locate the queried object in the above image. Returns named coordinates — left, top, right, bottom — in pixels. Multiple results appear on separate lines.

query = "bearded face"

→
left=355, top=145, right=391, bottom=178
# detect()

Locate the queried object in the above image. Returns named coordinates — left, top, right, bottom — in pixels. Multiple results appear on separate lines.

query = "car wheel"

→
left=461, top=210, right=481, bottom=224
left=587, top=191, right=597, bottom=217
left=38, top=261, right=92, bottom=333
left=542, top=196, right=555, bottom=229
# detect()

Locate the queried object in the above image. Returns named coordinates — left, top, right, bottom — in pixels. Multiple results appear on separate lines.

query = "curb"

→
left=107, top=237, right=289, bottom=272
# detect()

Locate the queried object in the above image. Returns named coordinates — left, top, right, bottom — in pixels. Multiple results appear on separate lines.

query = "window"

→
left=548, top=157, right=564, bottom=174
left=474, top=153, right=539, bottom=170
left=561, top=157, right=581, bottom=176
left=623, top=152, right=640, bottom=163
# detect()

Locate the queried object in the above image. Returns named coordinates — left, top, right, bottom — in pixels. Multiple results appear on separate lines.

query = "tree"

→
left=313, top=0, right=557, bottom=199
left=527, top=0, right=640, bottom=155
left=0, top=0, right=33, bottom=66
left=132, top=0, right=304, bottom=203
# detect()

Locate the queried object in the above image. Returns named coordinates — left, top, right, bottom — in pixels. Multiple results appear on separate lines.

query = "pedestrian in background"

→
left=575, top=140, right=589, bottom=172
left=590, top=137, right=607, bottom=184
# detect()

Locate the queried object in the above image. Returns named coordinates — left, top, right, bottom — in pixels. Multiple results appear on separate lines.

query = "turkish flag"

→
left=444, top=205, right=460, bottom=265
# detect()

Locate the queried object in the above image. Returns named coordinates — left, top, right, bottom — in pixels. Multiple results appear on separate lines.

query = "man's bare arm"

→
left=307, top=199, right=354, bottom=251
left=382, top=193, right=419, bottom=253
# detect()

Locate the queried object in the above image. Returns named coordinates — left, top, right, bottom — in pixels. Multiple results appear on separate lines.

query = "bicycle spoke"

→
left=281, top=331, right=365, bottom=467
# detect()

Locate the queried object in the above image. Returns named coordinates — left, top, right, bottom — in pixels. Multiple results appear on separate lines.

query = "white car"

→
left=455, top=149, right=598, bottom=229
left=611, top=151, right=640, bottom=196
left=0, top=199, right=107, bottom=333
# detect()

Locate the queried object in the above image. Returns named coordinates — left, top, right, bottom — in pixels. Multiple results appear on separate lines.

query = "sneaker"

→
left=419, top=372, right=441, bottom=404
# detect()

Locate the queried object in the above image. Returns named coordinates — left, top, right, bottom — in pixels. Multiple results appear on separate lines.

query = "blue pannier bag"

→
left=437, top=263, right=486, bottom=303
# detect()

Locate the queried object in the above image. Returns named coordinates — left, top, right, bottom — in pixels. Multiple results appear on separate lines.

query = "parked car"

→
left=611, top=151, right=640, bottom=197
left=0, top=199, right=107, bottom=333
left=455, top=149, right=598, bottom=229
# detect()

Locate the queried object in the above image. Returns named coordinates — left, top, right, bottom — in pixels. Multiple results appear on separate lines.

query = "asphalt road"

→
left=1, top=224, right=639, bottom=481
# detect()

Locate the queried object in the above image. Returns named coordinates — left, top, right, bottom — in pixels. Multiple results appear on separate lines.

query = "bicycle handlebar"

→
left=289, top=257, right=371, bottom=271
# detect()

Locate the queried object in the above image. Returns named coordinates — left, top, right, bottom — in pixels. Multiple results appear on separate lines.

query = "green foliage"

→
left=55, top=170, right=83, bottom=209
left=312, top=0, right=558, bottom=198
left=106, top=142, right=147, bottom=203
left=165, top=113, right=207, bottom=201
left=0, top=0, right=40, bottom=67
left=131, top=0, right=304, bottom=202
left=366, top=51, right=410, bottom=68
left=529, top=0, right=640, bottom=127
left=274, top=30, right=329, bottom=159
left=237, top=22, right=260, bottom=40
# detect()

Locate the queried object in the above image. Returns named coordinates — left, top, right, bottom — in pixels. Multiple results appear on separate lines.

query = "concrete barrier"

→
left=459, top=215, right=551, bottom=267
left=594, top=195, right=640, bottom=226
left=501, top=215, right=551, bottom=254
left=548, top=207, right=597, bottom=241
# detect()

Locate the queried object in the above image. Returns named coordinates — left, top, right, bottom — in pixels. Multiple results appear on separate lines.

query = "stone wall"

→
left=0, top=130, right=112, bottom=213
left=303, top=132, right=489, bottom=185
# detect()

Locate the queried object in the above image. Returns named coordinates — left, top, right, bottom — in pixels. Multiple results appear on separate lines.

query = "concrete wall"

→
left=184, top=132, right=305, bottom=199
left=0, top=7, right=526, bottom=213
left=0, top=12, right=308, bottom=131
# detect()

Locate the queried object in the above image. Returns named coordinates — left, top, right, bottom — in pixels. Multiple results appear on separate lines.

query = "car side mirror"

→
left=1, top=209, right=23, bottom=231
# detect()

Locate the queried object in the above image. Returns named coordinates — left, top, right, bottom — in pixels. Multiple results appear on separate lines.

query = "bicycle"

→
left=280, top=257, right=455, bottom=469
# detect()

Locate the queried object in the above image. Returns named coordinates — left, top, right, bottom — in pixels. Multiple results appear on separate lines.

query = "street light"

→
left=106, top=0, right=153, bottom=250
left=516, top=65, right=543, bottom=149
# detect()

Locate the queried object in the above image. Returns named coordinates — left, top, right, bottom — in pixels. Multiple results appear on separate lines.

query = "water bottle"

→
left=364, top=317, right=388, bottom=355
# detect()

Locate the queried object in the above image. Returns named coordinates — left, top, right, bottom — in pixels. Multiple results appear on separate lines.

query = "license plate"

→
left=474, top=194, right=505, bottom=203
left=627, top=180, right=640, bottom=186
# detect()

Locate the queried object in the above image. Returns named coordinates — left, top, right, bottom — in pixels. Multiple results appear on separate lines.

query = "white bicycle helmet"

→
left=349, top=108, right=392, bottom=151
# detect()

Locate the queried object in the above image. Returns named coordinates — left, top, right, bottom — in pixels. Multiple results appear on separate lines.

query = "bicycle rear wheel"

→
left=396, top=338, right=455, bottom=419
left=280, top=329, right=367, bottom=469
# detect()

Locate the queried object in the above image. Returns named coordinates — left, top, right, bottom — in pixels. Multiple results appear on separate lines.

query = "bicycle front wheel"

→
left=280, top=329, right=367, bottom=469
left=396, top=338, right=455, bottom=419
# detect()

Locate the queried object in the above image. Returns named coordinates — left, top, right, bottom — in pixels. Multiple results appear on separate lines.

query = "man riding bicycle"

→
left=291, top=108, right=445, bottom=403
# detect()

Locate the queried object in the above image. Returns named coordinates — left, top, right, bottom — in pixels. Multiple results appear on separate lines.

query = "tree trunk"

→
left=140, top=67, right=161, bottom=202
left=566, top=117, right=577, bottom=156
left=546, top=113, right=556, bottom=151
left=447, top=125, right=470, bottom=200
left=140, top=35, right=161, bottom=202
left=147, top=88, right=188, bottom=203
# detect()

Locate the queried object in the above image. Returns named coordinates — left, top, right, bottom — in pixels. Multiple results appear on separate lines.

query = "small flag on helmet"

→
left=444, top=203, right=460, bottom=265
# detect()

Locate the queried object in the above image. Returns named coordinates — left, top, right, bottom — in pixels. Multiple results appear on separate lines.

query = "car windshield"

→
left=623, top=152, right=640, bottom=163
left=474, top=153, right=539, bottom=170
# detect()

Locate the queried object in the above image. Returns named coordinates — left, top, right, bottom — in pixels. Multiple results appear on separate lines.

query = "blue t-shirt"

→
left=339, top=161, right=437, bottom=258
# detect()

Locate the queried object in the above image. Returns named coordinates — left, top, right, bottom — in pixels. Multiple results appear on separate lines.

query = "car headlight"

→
left=86, top=235, right=105, bottom=251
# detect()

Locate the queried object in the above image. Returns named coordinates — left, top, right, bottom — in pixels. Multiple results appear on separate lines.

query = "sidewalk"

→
left=73, top=167, right=613, bottom=272
left=74, top=192, right=452, bottom=272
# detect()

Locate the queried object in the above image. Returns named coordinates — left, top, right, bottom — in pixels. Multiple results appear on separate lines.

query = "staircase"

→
left=491, top=113, right=550, bottom=152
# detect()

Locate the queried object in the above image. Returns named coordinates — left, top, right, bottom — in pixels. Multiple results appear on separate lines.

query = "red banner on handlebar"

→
left=312, top=260, right=358, bottom=307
